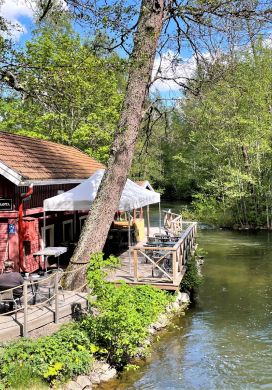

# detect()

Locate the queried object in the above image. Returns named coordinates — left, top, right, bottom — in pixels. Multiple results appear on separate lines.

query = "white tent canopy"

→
left=43, top=169, right=160, bottom=212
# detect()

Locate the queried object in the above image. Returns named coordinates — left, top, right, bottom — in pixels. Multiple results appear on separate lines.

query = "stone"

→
left=92, top=360, right=110, bottom=373
left=171, top=301, right=181, bottom=311
left=148, top=325, right=156, bottom=334
left=76, top=375, right=92, bottom=388
left=99, top=362, right=111, bottom=372
left=179, top=292, right=190, bottom=304
left=89, top=373, right=100, bottom=384
left=65, top=380, right=82, bottom=390
left=153, top=314, right=169, bottom=330
left=176, top=291, right=183, bottom=301
left=100, top=368, right=117, bottom=382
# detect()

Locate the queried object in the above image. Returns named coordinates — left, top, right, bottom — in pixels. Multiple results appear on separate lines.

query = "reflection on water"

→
left=98, top=229, right=272, bottom=390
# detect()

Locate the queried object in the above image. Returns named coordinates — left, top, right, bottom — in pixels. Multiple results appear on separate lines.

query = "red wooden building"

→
left=0, top=132, right=104, bottom=273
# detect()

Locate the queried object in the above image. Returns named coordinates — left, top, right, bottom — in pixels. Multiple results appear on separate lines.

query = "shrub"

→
left=0, top=323, right=93, bottom=387
left=81, top=253, right=174, bottom=368
left=0, top=252, right=175, bottom=386
left=180, top=258, right=202, bottom=293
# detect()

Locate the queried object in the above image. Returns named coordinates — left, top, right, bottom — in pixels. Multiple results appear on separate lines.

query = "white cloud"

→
left=151, top=50, right=218, bottom=97
left=0, top=0, right=34, bottom=39
left=262, top=36, right=272, bottom=48
left=152, top=51, right=197, bottom=94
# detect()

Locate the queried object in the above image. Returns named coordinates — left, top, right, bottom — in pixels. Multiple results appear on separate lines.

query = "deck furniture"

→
left=25, top=274, right=49, bottom=304
left=38, top=270, right=65, bottom=301
left=0, top=290, right=21, bottom=319
left=33, top=247, right=67, bottom=271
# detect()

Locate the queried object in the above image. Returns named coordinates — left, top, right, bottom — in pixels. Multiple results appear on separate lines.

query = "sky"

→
left=0, top=0, right=198, bottom=100
left=0, top=0, right=35, bottom=41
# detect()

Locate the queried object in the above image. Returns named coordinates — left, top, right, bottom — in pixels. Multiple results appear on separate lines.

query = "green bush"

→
left=80, top=253, right=174, bottom=368
left=0, top=323, right=93, bottom=387
left=0, top=252, right=175, bottom=386
left=0, top=364, right=48, bottom=389
left=180, top=258, right=202, bottom=292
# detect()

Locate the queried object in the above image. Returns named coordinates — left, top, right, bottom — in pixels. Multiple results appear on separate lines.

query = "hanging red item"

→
left=22, top=218, right=36, bottom=241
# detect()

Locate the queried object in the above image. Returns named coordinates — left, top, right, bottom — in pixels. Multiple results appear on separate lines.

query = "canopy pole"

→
left=147, top=205, right=150, bottom=238
left=128, top=210, right=132, bottom=275
left=159, top=202, right=162, bottom=234
left=42, top=209, right=46, bottom=270
left=42, top=210, right=46, bottom=249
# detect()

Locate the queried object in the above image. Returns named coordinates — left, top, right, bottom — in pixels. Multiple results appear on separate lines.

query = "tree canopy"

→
left=1, top=0, right=272, bottom=288
left=174, top=42, right=272, bottom=228
left=0, top=20, right=125, bottom=163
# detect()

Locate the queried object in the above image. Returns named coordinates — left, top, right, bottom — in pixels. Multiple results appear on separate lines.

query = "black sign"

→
left=0, top=198, right=13, bottom=211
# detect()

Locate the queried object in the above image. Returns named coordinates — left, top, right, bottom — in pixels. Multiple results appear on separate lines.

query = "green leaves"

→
left=83, top=252, right=174, bottom=367
left=0, top=19, right=124, bottom=164
left=0, top=324, right=93, bottom=387
left=0, top=253, right=174, bottom=385
left=178, top=42, right=272, bottom=227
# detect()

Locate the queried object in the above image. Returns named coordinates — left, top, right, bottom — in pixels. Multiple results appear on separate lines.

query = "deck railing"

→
left=163, top=210, right=183, bottom=235
left=0, top=265, right=88, bottom=337
left=133, top=221, right=197, bottom=286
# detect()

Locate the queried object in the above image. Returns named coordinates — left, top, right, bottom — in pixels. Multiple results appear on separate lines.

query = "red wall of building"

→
left=0, top=175, right=80, bottom=273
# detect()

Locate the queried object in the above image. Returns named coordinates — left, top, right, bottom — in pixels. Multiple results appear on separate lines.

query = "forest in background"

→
left=1, top=17, right=272, bottom=229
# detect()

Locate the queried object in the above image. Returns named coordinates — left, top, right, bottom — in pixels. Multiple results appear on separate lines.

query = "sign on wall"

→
left=8, top=224, right=16, bottom=234
left=0, top=198, right=13, bottom=211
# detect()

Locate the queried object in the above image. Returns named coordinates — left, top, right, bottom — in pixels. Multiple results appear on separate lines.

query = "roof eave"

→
left=0, top=161, right=23, bottom=186
left=0, top=161, right=88, bottom=186
left=20, top=178, right=86, bottom=186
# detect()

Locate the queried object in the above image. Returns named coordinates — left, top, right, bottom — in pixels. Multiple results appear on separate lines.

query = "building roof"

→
left=135, top=180, right=155, bottom=191
left=0, top=132, right=104, bottom=186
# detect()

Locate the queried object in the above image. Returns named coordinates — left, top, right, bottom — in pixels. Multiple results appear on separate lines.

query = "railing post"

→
left=54, top=272, right=59, bottom=324
left=172, top=251, right=177, bottom=285
left=23, top=281, right=28, bottom=337
left=133, top=249, right=138, bottom=282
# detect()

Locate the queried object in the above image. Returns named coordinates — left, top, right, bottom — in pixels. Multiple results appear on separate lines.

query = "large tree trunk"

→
left=64, top=0, right=167, bottom=290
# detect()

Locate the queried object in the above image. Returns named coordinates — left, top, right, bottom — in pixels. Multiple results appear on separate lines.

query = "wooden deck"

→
left=0, top=213, right=197, bottom=341
left=0, top=290, right=88, bottom=342
left=106, top=221, right=197, bottom=291
left=106, top=249, right=187, bottom=291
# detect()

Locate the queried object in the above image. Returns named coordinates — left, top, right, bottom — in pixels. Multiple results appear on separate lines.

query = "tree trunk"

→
left=64, top=0, right=166, bottom=290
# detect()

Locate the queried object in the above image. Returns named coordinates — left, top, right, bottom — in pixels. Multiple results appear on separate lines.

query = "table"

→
left=24, top=274, right=49, bottom=304
left=144, top=241, right=175, bottom=247
left=33, top=247, right=67, bottom=272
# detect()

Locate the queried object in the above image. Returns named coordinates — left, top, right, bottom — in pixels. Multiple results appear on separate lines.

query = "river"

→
left=98, top=205, right=272, bottom=389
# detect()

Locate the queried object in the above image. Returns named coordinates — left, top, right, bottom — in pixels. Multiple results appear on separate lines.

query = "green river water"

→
left=98, top=206, right=272, bottom=389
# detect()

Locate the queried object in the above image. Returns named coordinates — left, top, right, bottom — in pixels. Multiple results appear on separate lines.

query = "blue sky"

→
left=0, top=0, right=198, bottom=101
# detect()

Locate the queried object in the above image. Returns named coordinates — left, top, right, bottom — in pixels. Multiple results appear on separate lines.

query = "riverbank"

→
left=0, top=289, right=189, bottom=390
left=64, top=291, right=190, bottom=390
left=0, top=253, right=191, bottom=389
left=108, top=229, right=272, bottom=389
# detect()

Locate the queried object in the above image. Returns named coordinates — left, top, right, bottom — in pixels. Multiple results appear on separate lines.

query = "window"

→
left=62, top=219, right=73, bottom=242
left=79, top=215, right=87, bottom=231
left=41, top=224, right=54, bottom=248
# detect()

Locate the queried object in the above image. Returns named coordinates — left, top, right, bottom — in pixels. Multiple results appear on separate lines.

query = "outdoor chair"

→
left=151, top=250, right=172, bottom=278
left=38, top=269, right=65, bottom=302
left=0, top=290, right=21, bottom=319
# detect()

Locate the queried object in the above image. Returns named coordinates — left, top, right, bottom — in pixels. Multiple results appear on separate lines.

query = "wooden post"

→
left=172, top=251, right=177, bottom=285
left=54, top=272, right=59, bottom=324
left=133, top=249, right=138, bottom=282
left=176, top=246, right=181, bottom=272
left=23, top=281, right=28, bottom=337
